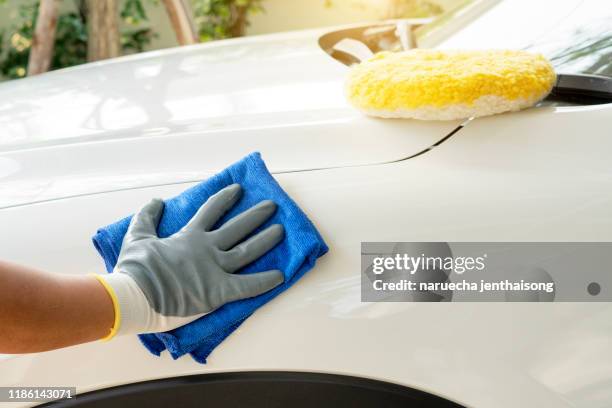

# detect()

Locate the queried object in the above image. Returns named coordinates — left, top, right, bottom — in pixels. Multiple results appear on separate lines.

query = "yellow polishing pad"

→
left=345, top=49, right=556, bottom=120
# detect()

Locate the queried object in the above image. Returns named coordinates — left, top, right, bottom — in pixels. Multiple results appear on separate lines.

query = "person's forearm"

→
left=0, top=261, right=114, bottom=353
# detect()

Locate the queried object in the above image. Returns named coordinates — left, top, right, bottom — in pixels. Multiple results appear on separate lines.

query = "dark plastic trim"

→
left=39, top=371, right=464, bottom=408
left=547, top=73, right=612, bottom=105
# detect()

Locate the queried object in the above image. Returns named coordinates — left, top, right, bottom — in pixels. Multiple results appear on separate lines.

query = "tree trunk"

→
left=228, top=4, right=248, bottom=38
left=163, top=0, right=198, bottom=45
left=87, top=0, right=120, bottom=62
left=28, top=0, right=59, bottom=76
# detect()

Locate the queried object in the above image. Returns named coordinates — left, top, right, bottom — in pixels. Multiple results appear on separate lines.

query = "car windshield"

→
left=524, top=11, right=611, bottom=78
left=320, top=0, right=612, bottom=109
left=321, top=0, right=612, bottom=81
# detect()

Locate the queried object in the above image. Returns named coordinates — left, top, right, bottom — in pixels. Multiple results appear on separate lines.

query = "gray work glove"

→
left=96, top=184, right=285, bottom=338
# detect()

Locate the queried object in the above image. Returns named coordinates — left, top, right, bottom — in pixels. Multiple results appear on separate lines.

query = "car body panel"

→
left=1, top=1, right=612, bottom=407
left=0, top=31, right=461, bottom=209
left=2, top=103, right=612, bottom=407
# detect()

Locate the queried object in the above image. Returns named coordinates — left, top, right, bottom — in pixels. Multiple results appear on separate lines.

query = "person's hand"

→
left=97, top=184, right=285, bottom=337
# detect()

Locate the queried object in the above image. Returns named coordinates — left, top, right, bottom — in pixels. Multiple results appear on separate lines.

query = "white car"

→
left=1, top=0, right=611, bottom=407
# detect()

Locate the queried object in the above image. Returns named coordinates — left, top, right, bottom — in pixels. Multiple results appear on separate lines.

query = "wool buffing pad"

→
left=345, top=49, right=556, bottom=120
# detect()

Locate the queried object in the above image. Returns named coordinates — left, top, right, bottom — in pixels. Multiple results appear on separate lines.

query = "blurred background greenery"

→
left=0, top=0, right=457, bottom=81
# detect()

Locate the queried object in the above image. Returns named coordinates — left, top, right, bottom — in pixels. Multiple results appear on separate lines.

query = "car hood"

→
left=0, top=29, right=461, bottom=208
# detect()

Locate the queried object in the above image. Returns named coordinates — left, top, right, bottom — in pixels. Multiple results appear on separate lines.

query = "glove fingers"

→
left=185, top=184, right=242, bottom=232
left=126, top=198, right=164, bottom=240
left=215, top=200, right=277, bottom=250
left=224, top=270, right=284, bottom=302
left=220, top=224, right=284, bottom=272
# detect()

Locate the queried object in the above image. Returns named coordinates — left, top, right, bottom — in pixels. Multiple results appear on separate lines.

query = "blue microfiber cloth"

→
left=92, top=152, right=328, bottom=363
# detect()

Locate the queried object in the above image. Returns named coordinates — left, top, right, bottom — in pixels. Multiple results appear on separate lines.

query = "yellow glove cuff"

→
left=92, top=274, right=122, bottom=341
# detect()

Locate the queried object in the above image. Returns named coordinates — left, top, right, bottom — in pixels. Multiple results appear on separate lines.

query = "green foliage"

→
left=191, top=0, right=263, bottom=41
left=0, top=2, right=36, bottom=79
left=0, top=0, right=262, bottom=80
left=121, top=0, right=148, bottom=25
left=121, top=0, right=158, bottom=53
left=51, top=3, right=88, bottom=71
left=0, top=0, right=157, bottom=80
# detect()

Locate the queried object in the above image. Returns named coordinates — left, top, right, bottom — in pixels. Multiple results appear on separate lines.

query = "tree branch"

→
left=163, top=0, right=198, bottom=45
